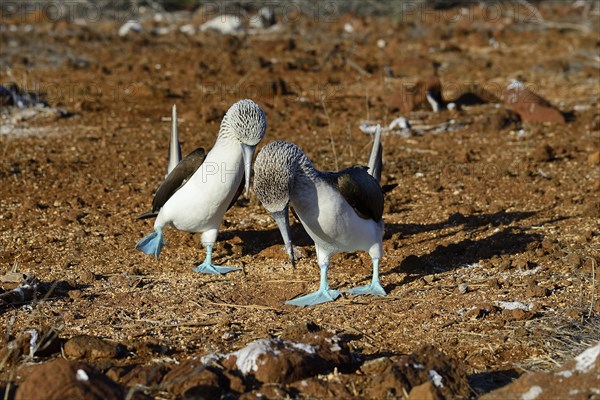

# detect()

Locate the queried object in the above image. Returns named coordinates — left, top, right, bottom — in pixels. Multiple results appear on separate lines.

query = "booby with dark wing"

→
left=253, top=126, right=385, bottom=306
left=136, top=99, right=267, bottom=274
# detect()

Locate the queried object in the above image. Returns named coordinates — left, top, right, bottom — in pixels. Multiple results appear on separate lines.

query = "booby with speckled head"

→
left=253, top=126, right=385, bottom=306
left=136, top=99, right=267, bottom=274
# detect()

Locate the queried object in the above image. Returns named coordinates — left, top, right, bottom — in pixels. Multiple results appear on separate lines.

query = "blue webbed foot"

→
left=136, top=229, right=165, bottom=258
left=347, top=281, right=386, bottom=296
left=285, top=289, right=341, bottom=307
left=193, top=262, right=240, bottom=275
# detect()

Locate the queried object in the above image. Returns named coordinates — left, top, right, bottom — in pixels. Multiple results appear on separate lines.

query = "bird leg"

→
left=285, top=262, right=340, bottom=306
left=193, top=244, right=240, bottom=275
left=347, top=258, right=386, bottom=296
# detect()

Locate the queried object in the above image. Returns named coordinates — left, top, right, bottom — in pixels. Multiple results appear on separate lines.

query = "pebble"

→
left=587, top=151, right=600, bottom=165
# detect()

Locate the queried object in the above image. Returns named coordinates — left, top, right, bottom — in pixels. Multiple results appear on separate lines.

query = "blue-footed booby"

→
left=136, top=99, right=267, bottom=274
left=253, top=126, right=385, bottom=306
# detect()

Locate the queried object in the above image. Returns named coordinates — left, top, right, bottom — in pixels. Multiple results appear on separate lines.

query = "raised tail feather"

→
left=367, top=124, right=383, bottom=183
left=137, top=211, right=158, bottom=220
left=167, top=104, right=181, bottom=177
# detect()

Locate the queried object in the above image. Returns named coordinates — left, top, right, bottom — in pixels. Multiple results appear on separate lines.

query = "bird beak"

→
left=241, top=144, right=256, bottom=197
left=272, top=207, right=295, bottom=268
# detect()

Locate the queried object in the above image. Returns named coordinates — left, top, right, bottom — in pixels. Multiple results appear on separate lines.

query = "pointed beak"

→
left=241, top=144, right=256, bottom=197
left=272, top=207, right=295, bottom=268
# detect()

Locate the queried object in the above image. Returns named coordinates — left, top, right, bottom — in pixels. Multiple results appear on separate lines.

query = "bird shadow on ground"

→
left=225, top=211, right=539, bottom=257
left=384, top=210, right=536, bottom=240
left=222, top=220, right=313, bottom=256
left=383, top=228, right=544, bottom=292
left=379, top=210, right=574, bottom=293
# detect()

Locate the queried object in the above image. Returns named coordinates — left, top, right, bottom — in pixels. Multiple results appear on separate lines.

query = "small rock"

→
left=587, top=151, right=600, bottom=165
left=79, top=270, right=95, bottom=285
left=458, top=283, right=469, bottom=294
left=63, top=335, right=119, bottom=360
left=511, top=259, right=534, bottom=270
left=487, top=278, right=501, bottom=289
left=531, top=144, right=555, bottom=162
left=121, top=363, right=169, bottom=387
left=524, top=283, right=550, bottom=298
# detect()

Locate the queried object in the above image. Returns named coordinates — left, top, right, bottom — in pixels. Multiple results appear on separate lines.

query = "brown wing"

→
left=329, top=166, right=384, bottom=222
left=151, top=147, right=206, bottom=212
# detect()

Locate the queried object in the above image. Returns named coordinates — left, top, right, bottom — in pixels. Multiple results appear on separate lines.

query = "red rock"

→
left=502, top=81, right=566, bottom=124
left=481, top=343, right=600, bottom=400
left=15, top=359, right=125, bottom=400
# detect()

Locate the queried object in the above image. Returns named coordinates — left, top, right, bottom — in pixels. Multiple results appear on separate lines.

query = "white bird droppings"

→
left=26, top=329, right=38, bottom=358
left=429, top=370, right=444, bottom=388
left=234, top=339, right=280, bottom=374
left=290, top=342, right=315, bottom=354
left=76, top=369, right=89, bottom=382
left=497, top=301, right=531, bottom=311
left=521, top=385, right=543, bottom=400
left=574, top=342, right=600, bottom=373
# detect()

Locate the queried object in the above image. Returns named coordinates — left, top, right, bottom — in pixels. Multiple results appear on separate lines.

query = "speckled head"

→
left=254, top=140, right=307, bottom=213
left=254, top=140, right=306, bottom=267
left=221, top=99, right=267, bottom=195
left=221, top=99, right=267, bottom=146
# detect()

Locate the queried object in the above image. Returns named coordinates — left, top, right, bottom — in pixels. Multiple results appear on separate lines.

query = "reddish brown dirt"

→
left=1, top=2, right=599, bottom=399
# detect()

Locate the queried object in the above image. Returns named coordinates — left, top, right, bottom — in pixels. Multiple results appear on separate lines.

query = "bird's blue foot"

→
left=135, top=229, right=165, bottom=258
left=193, top=262, right=240, bottom=275
left=347, top=280, right=386, bottom=296
left=192, top=244, right=241, bottom=275
left=285, top=289, right=341, bottom=307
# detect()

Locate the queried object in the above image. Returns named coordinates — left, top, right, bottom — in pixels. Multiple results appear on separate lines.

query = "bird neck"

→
left=295, top=153, right=319, bottom=181
left=216, top=126, right=238, bottom=143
